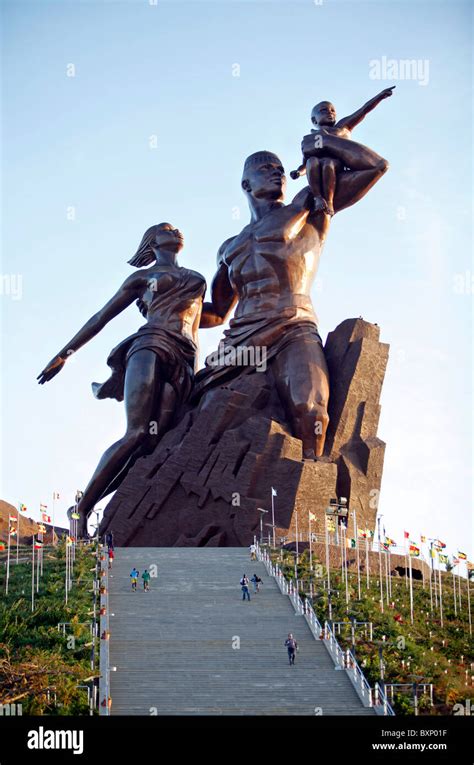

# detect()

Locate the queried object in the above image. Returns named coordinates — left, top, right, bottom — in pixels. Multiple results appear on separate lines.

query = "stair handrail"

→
left=255, top=541, right=395, bottom=715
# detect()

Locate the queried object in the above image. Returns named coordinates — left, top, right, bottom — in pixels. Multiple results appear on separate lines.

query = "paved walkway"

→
left=108, top=547, right=374, bottom=715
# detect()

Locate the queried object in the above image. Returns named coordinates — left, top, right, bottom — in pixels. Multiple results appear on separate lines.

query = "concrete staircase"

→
left=107, top=547, right=375, bottom=715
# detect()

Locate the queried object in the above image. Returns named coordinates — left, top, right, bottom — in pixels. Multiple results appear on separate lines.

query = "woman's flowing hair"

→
left=128, top=223, right=171, bottom=268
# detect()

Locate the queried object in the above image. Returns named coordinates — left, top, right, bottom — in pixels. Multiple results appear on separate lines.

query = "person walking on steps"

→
left=251, top=573, right=262, bottom=593
left=285, top=633, right=298, bottom=665
left=130, top=567, right=139, bottom=591
left=249, top=543, right=257, bottom=561
left=142, top=569, right=151, bottom=591
left=108, top=547, right=114, bottom=569
left=240, top=574, right=251, bottom=601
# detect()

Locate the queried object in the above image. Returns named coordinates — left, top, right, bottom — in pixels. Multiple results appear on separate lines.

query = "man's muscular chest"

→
left=223, top=205, right=309, bottom=282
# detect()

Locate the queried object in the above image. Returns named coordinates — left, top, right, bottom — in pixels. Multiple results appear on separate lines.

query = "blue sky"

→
left=1, top=0, right=472, bottom=561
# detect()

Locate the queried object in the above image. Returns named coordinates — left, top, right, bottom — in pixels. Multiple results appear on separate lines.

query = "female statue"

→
left=37, top=223, right=206, bottom=537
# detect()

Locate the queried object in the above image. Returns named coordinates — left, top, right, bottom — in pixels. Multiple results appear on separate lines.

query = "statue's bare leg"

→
left=306, top=157, right=328, bottom=213
left=334, top=162, right=389, bottom=214
left=316, top=134, right=386, bottom=171
left=75, top=350, right=162, bottom=537
left=320, top=158, right=341, bottom=217
left=270, top=336, right=330, bottom=459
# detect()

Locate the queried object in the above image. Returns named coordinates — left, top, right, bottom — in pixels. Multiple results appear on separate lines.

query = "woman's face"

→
left=154, top=223, right=184, bottom=252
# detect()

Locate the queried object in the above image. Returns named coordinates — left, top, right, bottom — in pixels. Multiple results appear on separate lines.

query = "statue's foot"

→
left=313, top=196, right=327, bottom=213
left=326, top=203, right=335, bottom=217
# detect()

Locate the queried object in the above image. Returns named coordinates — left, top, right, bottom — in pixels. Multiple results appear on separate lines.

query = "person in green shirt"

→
left=142, top=569, right=151, bottom=591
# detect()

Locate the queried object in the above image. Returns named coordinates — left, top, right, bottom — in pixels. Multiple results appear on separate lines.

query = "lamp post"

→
left=377, top=514, right=384, bottom=613
left=325, top=497, right=349, bottom=606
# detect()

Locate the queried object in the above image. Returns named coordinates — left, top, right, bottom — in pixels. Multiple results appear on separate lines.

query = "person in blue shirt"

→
left=130, top=567, right=139, bottom=591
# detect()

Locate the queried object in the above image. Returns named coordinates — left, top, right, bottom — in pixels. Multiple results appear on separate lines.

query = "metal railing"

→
left=256, top=541, right=395, bottom=715
left=98, top=545, right=111, bottom=715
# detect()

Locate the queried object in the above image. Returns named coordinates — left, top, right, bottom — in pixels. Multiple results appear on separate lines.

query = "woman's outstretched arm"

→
left=37, top=272, right=145, bottom=384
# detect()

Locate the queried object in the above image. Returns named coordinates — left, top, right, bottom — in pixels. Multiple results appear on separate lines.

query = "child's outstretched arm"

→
left=336, top=86, right=395, bottom=131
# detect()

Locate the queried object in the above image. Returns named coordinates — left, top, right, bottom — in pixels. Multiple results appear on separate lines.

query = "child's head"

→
left=311, top=101, right=337, bottom=127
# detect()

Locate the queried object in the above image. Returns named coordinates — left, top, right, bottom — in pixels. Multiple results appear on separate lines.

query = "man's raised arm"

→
left=200, top=238, right=238, bottom=328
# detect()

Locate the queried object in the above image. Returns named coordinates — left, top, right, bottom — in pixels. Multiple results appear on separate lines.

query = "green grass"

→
left=0, top=542, right=99, bottom=715
left=269, top=547, right=474, bottom=715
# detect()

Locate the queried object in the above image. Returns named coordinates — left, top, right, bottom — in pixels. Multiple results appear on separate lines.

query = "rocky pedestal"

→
left=99, top=318, right=389, bottom=546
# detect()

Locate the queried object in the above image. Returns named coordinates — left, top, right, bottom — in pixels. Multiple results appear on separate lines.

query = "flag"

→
left=385, top=537, right=396, bottom=547
left=434, top=539, right=446, bottom=549
left=0, top=542, right=5, bottom=550
left=53, top=492, right=60, bottom=500
left=382, top=542, right=390, bottom=551
left=309, top=512, right=316, bottom=522
left=458, top=551, right=467, bottom=560
left=9, top=526, right=17, bottom=536
left=66, top=536, right=74, bottom=547
left=368, top=530, right=375, bottom=538
left=438, top=553, right=448, bottom=564
left=347, top=538, right=356, bottom=549
left=358, top=529, right=367, bottom=539
left=404, top=531, right=409, bottom=539
left=420, top=535, right=426, bottom=543
left=34, top=541, right=43, bottom=549
left=9, top=515, right=18, bottom=522
left=409, top=543, right=420, bottom=557
left=271, top=487, right=277, bottom=497
left=71, top=512, right=80, bottom=520
left=38, top=524, right=46, bottom=534
left=452, top=557, right=459, bottom=566
left=467, top=561, right=474, bottom=571
left=19, top=503, right=27, bottom=512
left=430, top=547, right=437, bottom=558
left=41, top=513, right=52, bottom=523
left=40, top=503, right=48, bottom=510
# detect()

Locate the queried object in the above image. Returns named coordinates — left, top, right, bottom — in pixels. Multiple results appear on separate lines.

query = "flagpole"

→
left=384, top=545, right=389, bottom=605
left=353, top=510, right=361, bottom=600
left=31, top=535, right=35, bottom=612
left=432, top=541, right=438, bottom=609
left=365, top=535, right=370, bottom=589
left=438, top=567, right=443, bottom=628
left=270, top=488, right=276, bottom=549
left=429, top=543, right=433, bottom=613
left=36, top=528, right=40, bottom=593
left=325, top=517, right=330, bottom=595
left=452, top=569, right=457, bottom=616
left=40, top=524, right=44, bottom=577
left=52, top=492, right=56, bottom=547
left=16, top=502, right=20, bottom=564
left=65, top=536, right=69, bottom=605
left=409, top=552, right=414, bottom=624
left=343, top=525, right=349, bottom=608
left=308, top=512, right=313, bottom=572
left=467, top=570, right=472, bottom=637
left=6, top=521, right=12, bottom=595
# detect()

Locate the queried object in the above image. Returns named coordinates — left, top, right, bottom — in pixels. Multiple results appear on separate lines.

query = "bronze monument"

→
left=39, top=91, right=394, bottom=540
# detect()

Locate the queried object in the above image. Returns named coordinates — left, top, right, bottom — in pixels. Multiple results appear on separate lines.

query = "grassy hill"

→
left=0, top=540, right=98, bottom=714
left=270, top=546, right=474, bottom=715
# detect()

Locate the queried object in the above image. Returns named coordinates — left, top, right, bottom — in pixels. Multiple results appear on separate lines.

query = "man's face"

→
left=312, top=102, right=337, bottom=127
left=244, top=159, right=286, bottom=201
